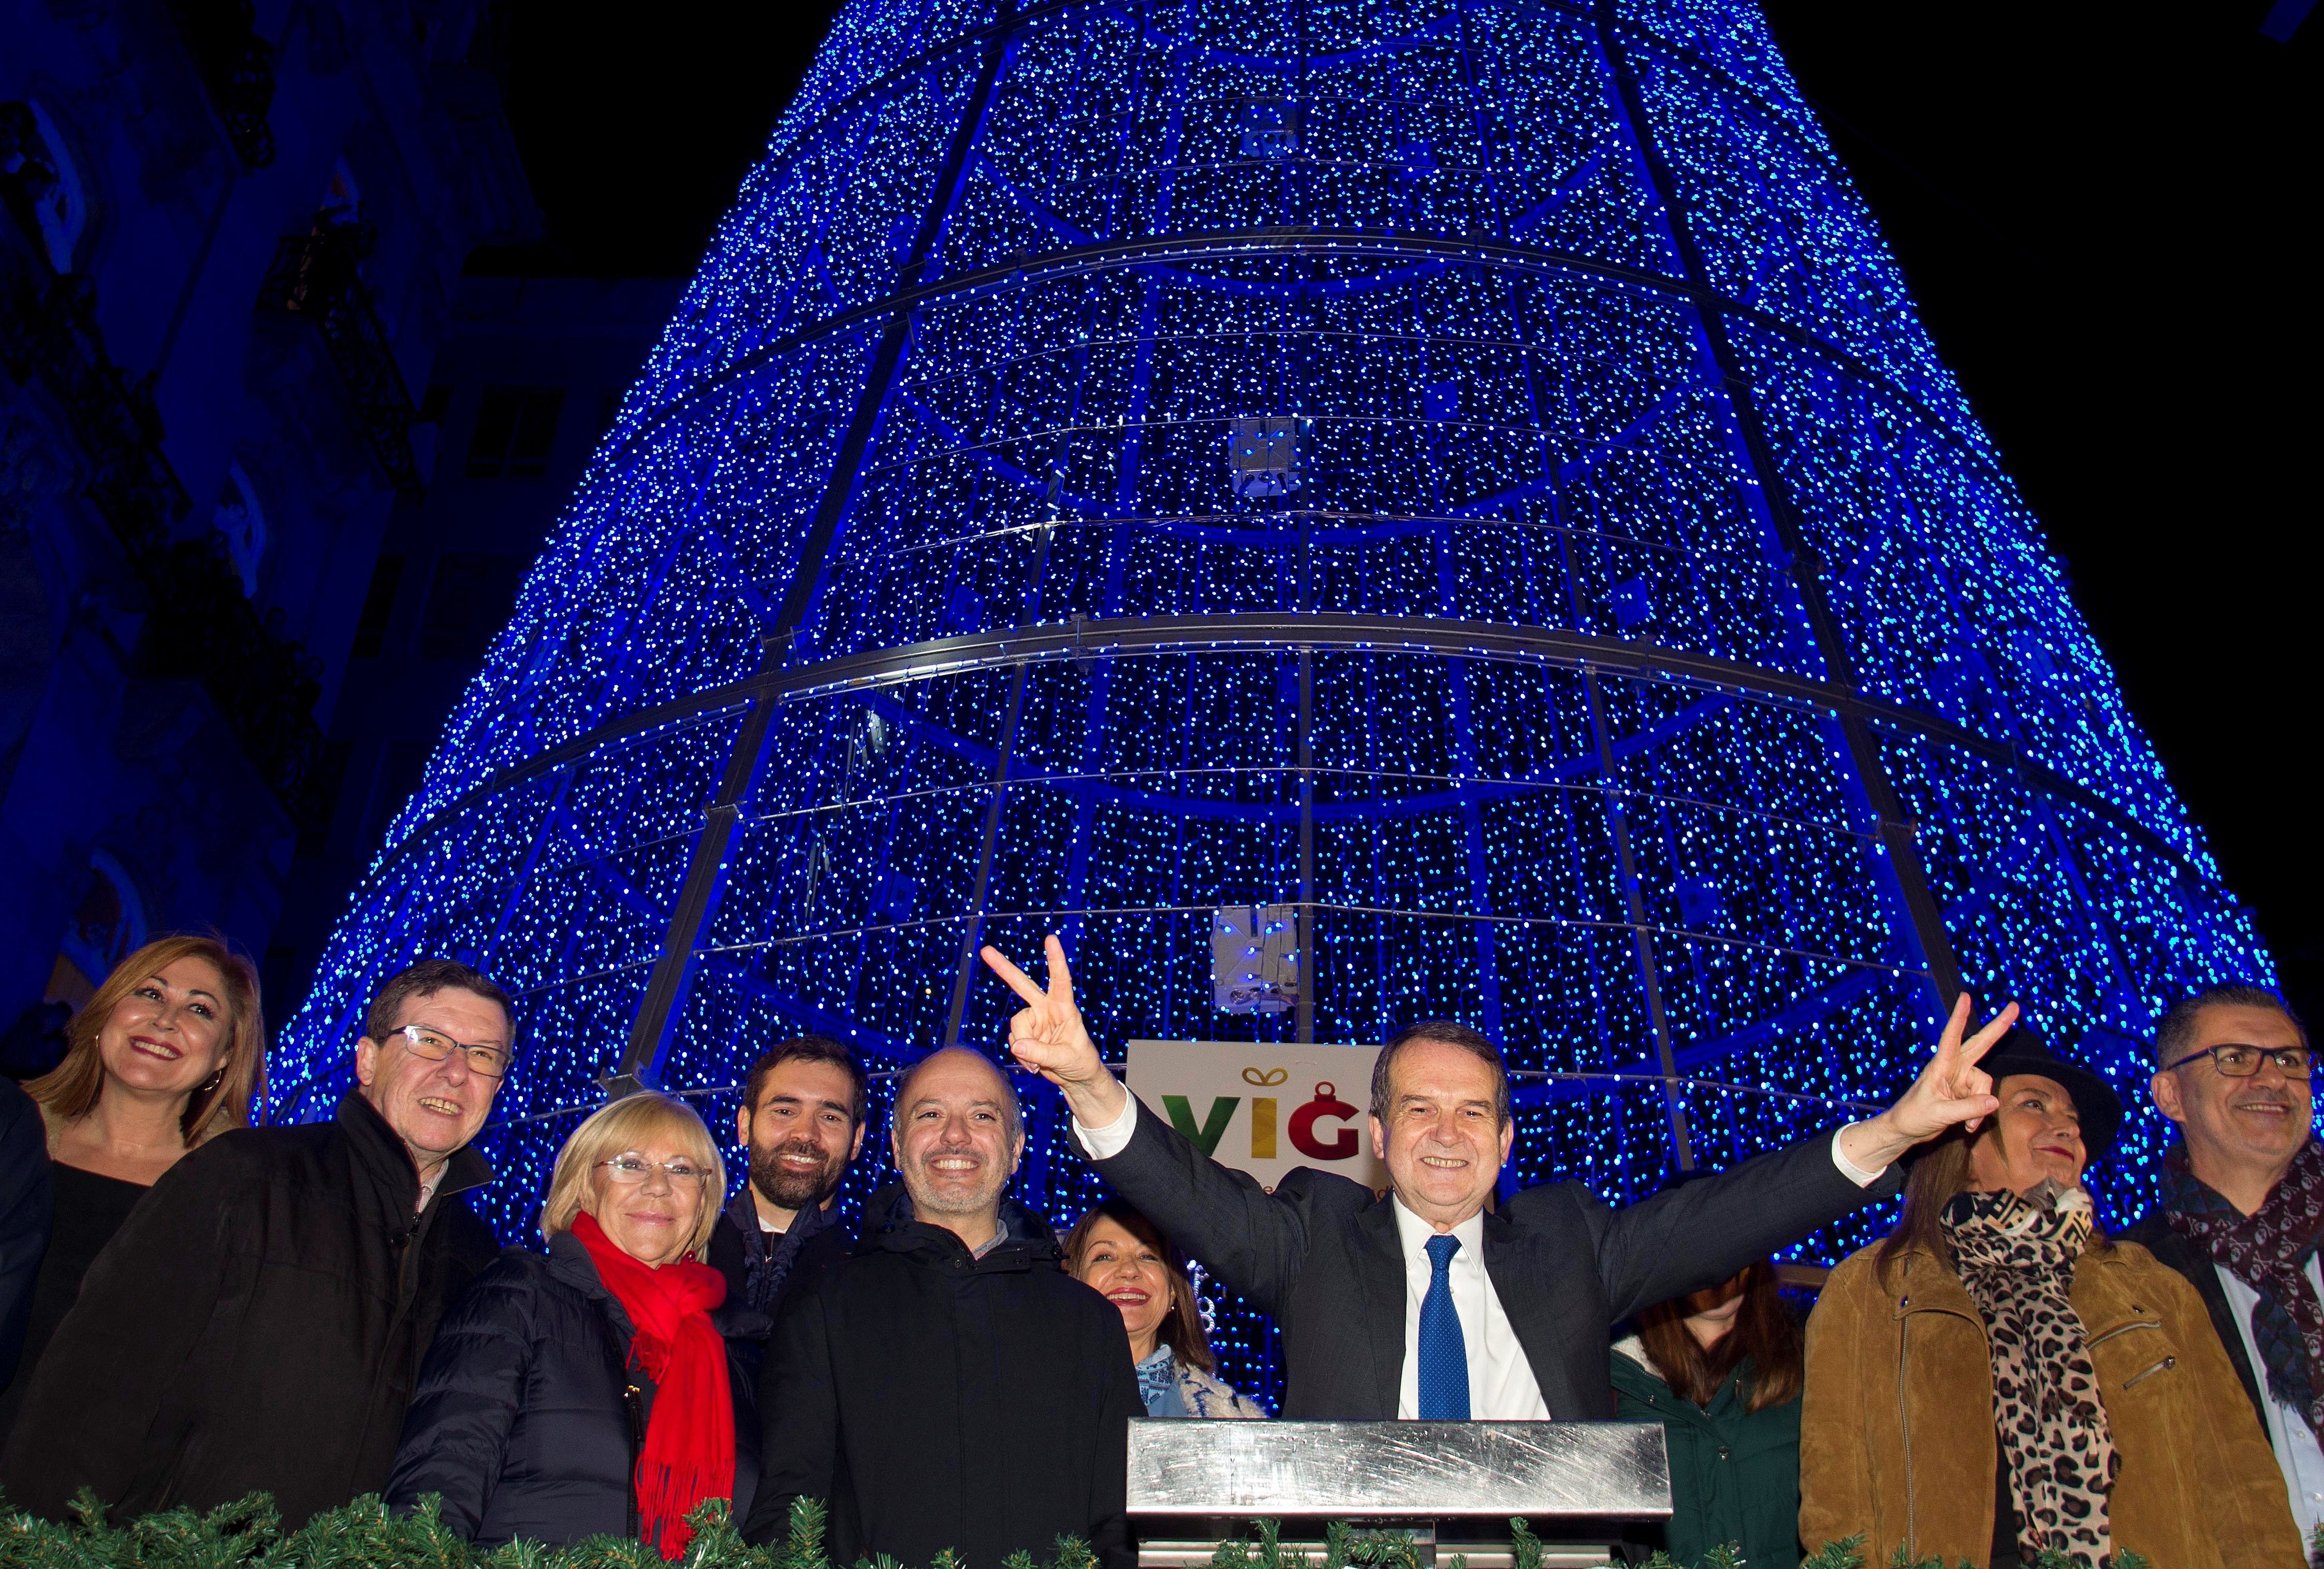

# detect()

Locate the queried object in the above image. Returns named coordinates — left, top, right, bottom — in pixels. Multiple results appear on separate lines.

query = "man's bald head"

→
left=895, top=1049, right=1021, bottom=1137
left=891, top=1048, right=1026, bottom=1244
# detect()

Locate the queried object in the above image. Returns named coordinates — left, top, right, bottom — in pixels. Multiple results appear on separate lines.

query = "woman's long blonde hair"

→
left=539, top=1093, right=726, bottom=1261
left=27, top=934, right=266, bottom=1146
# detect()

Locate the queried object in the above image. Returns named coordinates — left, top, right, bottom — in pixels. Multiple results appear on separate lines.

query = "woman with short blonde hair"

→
left=0, top=935, right=264, bottom=1440
left=538, top=1092, right=725, bottom=1258
left=388, top=1093, right=764, bottom=1556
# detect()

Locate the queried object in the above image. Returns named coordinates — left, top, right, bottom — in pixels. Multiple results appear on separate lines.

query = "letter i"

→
left=1251, top=1097, right=1277, bottom=1158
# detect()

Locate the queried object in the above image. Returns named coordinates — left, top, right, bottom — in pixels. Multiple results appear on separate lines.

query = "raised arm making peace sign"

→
left=977, top=933, right=2021, bottom=1425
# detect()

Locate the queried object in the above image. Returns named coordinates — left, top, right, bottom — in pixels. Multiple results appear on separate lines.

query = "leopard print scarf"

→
left=1943, top=1185, right=2120, bottom=1568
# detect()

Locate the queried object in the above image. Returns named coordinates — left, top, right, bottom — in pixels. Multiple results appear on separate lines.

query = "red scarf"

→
left=571, top=1211, right=734, bottom=1558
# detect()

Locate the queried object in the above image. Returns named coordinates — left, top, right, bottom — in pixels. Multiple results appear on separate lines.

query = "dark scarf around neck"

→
left=723, top=1184, right=832, bottom=1317
left=2160, top=1137, right=2324, bottom=1435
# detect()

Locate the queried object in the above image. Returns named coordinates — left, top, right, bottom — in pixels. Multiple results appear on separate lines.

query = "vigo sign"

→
left=1125, top=1040, right=1386, bottom=1194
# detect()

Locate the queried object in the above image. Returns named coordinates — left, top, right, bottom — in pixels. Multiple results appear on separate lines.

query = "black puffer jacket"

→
left=742, top=1186, right=1138, bottom=1569
left=386, top=1230, right=767, bottom=1547
left=0, top=1091, right=496, bottom=1527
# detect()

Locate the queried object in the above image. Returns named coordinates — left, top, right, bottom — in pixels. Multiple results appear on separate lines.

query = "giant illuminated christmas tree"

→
left=276, top=0, right=2271, bottom=1398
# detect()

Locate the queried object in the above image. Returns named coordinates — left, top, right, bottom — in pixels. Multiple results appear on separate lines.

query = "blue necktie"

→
left=1417, top=1232, right=1470, bottom=1419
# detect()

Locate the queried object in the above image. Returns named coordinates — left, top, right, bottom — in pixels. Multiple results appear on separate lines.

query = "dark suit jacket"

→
left=2123, top=1211, right=2272, bottom=1436
left=1090, top=1095, right=1902, bottom=1420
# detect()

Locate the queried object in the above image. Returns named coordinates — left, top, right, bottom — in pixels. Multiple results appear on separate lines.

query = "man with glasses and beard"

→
left=710, top=1037, right=868, bottom=1328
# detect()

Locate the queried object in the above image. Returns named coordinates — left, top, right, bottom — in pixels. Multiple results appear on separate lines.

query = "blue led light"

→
left=271, top=0, right=2271, bottom=1404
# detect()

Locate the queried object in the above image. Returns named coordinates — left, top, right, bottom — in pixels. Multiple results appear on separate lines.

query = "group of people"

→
left=0, top=932, right=2315, bottom=1569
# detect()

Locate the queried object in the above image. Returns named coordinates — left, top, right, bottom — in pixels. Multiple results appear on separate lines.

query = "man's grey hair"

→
left=2153, top=984, right=2308, bottom=1067
left=1370, top=1020, right=1512, bottom=1128
left=894, top=1047, right=1022, bottom=1136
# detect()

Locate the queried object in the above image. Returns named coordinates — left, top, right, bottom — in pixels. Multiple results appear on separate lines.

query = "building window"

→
left=50, top=849, right=149, bottom=1007
left=465, top=385, right=565, bottom=478
left=319, top=155, right=361, bottom=226
left=0, top=99, right=90, bottom=272
left=350, top=552, right=406, bottom=658
left=212, top=461, right=268, bottom=597
left=420, top=551, right=528, bottom=661
left=296, top=738, right=355, bottom=856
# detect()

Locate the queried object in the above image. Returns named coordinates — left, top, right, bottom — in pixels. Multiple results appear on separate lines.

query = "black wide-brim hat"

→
left=1976, top=1025, right=2124, bottom=1164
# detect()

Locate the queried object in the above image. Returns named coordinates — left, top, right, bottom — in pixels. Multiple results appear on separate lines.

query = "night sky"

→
left=480, top=0, right=2321, bottom=1023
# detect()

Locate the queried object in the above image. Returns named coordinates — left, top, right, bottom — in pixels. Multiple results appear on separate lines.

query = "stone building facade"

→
left=267, top=273, right=681, bottom=1012
left=0, top=0, right=536, bottom=1065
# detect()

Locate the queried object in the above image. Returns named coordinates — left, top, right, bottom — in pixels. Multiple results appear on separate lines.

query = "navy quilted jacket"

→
left=386, top=1230, right=766, bottom=1547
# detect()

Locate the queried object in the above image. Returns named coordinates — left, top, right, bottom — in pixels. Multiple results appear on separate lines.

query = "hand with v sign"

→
left=977, top=936, right=1128, bottom=1131
left=1834, top=992, right=2014, bottom=1173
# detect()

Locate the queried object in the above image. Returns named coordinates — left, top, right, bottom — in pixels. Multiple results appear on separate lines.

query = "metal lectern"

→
left=1128, top=1421, right=1672, bottom=1569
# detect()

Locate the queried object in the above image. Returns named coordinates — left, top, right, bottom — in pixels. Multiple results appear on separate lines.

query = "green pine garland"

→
left=0, top=1493, right=2297, bottom=1569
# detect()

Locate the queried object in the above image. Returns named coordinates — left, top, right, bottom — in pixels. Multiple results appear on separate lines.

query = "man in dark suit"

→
left=982, top=936, right=2015, bottom=1421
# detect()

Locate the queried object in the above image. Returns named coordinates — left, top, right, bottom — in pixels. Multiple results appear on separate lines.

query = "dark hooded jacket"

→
left=742, top=1186, right=1139, bottom=1569
left=385, top=1230, right=768, bottom=1546
left=0, top=1092, right=497, bottom=1527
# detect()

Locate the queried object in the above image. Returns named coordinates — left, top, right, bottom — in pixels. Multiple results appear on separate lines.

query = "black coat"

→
left=385, top=1230, right=767, bottom=1547
left=0, top=1091, right=498, bottom=1527
left=742, top=1187, right=1139, bottom=1569
left=2123, top=1210, right=2272, bottom=1435
left=1090, top=1094, right=1902, bottom=1419
left=0, top=1078, right=52, bottom=1388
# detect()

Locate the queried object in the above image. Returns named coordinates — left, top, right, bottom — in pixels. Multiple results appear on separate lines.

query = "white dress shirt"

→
left=1388, top=1194, right=1548, bottom=1418
left=2215, top=1255, right=2324, bottom=1542
left=1074, top=1093, right=1888, bottom=1418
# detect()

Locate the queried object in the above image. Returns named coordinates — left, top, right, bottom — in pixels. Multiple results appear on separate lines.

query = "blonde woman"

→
left=0, top=935, right=261, bottom=1438
left=386, top=1092, right=764, bottom=1557
left=1064, top=1199, right=1267, bottom=1418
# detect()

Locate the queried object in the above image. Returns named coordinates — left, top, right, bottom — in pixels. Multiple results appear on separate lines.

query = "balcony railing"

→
left=1, top=205, right=327, bottom=828
left=256, top=224, right=423, bottom=499
left=165, top=0, right=277, bottom=167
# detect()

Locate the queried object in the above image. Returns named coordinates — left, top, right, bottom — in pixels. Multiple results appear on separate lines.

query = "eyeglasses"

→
left=389, top=1024, right=510, bottom=1079
left=597, top=1154, right=711, bottom=1187
left=2161, top=1044, right=2315, bottom=1081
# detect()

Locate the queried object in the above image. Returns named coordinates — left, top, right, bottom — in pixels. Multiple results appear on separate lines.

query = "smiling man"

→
left=709, top=1037, right=868, bottom=1327
left=984, top=934, right=2013, bottom=1425
left=743, top=1048, right=1139, bottom=1569
left=2128, top=985, right=2324, bottom=1542
left=0, top=959, right=510, bottom=1528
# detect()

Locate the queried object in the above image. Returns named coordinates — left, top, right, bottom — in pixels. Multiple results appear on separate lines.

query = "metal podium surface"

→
left=1129, top=1420, right=1671, bottom=1518
left=1129, top=1421, right=1671, bottom=1568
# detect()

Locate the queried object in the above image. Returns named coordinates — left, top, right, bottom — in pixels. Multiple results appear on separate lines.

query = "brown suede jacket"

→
left=1800, top=1234, right=2304, bottom=1569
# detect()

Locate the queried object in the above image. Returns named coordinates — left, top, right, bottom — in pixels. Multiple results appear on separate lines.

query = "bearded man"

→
left=709, top=1037, right=868, bottom=1327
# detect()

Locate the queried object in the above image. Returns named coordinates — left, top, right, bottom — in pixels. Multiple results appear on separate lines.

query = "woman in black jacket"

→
left=0, top=936, right=264, bottom=1441
left=387, top=1093, right=765, bottom=1555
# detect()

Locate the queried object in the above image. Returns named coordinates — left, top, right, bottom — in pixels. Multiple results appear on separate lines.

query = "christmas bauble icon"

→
left=1288, top=1081, right=1360, bottom=1160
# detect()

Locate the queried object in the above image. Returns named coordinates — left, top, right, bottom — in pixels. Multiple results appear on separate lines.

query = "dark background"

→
left=476, top=0, right=2321, bottom=1022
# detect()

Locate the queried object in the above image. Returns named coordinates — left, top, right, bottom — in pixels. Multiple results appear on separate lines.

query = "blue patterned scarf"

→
left=1135, top=1345, right=1186, bottom=1418
left=2160, top=1138, right=2324, bottom=1435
